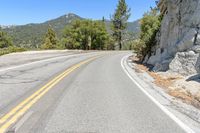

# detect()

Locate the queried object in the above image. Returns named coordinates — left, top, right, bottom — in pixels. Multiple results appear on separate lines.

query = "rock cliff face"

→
left=146, top=0, right=200, bottom=76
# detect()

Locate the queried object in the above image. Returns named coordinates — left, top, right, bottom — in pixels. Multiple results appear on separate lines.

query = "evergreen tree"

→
left=0, top=29, right=13, bottom=48
left=111, top=0, right=131, bottom=50
left=42, top=26, right=58, bottom=49
left=102, top=16, right=105, bottom=23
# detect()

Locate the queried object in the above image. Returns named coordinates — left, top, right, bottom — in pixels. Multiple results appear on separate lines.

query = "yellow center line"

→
left=0, top=56, right=100, bottom=133
left=0, top=68, right=71, bottom=124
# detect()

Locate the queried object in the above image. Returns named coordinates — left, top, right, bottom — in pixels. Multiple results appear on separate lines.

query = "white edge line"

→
left=121, top=55, right=195, bottom=133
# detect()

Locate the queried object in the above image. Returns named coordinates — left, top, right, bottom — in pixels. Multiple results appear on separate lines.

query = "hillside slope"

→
left=2, top=13, right=140, bottom=48
left=3, top=13, right=82, bottom=48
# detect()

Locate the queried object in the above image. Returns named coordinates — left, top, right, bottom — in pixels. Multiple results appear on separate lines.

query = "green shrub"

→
left=133, top=8, right=162, bottom=61
left=132, top=39, right=146, bottom=57
left=41, top=27, right=58, bottom=49
left=61, top=19, right=111, bottom=50
left=0, top=46, right=26, bottom=56
left=0, top=30, right=13, bottom=48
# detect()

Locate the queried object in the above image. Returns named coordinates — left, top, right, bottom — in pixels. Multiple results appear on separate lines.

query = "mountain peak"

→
left=65, top=13, right=81, bottom=19
left=66, top=13, right=76, bottom=17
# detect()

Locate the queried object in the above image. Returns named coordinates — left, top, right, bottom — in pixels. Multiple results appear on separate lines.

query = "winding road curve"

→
left=0, top=51, right=188, bottom=133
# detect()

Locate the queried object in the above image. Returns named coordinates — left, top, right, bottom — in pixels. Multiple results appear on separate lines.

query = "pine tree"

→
left=102, top=16, right=105, bottom=23
left=111, top=0, right=131, bottom=50
left=42, top=26, right=58, bottom=49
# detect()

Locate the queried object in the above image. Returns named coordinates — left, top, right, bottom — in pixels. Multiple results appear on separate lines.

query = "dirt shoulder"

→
left=130, top=55, right=200, bottom=109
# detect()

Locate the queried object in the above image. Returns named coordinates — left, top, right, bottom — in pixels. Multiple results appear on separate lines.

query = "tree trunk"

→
left=119, top=31, right=122, bottom=50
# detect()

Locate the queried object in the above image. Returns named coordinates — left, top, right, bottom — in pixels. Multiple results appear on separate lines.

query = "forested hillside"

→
left=2, top=13, right=81, bottom=48
left=2, top=13, right=140, bottom=48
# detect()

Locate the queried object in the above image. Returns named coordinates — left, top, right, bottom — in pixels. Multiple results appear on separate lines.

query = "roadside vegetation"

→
left=111, top=0, right=131, bottom=50
left=60, top=19, right=113, bottom=50
left=0, top=28, right=13, bottom=48
left=0, top=47, right=26, bottom=56
left=0, top=28, right=26, bottom=55
left=132, top=8, right=162, bottom=61
left=42, top=26, right=58, bottom=49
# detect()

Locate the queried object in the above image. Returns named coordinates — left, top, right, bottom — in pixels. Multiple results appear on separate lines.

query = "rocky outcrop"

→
left=169, top=51, right=199, bottom=75
left=147, top=0, right=200, bottom=76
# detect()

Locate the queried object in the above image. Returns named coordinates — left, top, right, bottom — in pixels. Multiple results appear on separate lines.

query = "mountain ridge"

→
left=2, top=13, right=140, bottom=48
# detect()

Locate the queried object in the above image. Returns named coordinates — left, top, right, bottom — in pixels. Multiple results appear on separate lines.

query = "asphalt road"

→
left=0, top=51, right=187, bottom=133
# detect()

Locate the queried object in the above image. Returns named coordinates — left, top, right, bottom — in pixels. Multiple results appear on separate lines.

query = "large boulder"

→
left=169, top=51, right=199, bottom=75
left=153, top=58, right=172, bottom=72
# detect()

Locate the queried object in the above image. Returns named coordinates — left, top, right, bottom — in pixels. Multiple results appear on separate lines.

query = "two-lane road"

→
left=0, top=52, right=188, bottom=133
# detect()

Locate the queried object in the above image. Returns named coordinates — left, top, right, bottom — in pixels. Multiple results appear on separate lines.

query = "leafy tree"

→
left=106, top=37, right=115, bottom=50
left=42, top=26, right=58, bottom=49
left=61, top=19, right=111, bottom=50
left=90, top=21, right=110, bottom=50
left=0, top=29, right=13, bottom=48
left=61, top=20, right=82, bottom=49
left=133, top=8, right=161, bottom=61
left=111, top=0, right=131, bottom=50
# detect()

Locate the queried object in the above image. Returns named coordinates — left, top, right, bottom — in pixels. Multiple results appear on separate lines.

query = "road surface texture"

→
left=0, top=50, right=87, bottom=69
left=0, top=51, right=187, bottom=133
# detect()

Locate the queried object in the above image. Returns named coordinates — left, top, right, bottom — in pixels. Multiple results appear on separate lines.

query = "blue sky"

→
left=0, top=0, right=156, bottom=25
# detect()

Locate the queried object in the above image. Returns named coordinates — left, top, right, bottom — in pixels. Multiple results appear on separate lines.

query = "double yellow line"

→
left=0, top=56, right=98, bottom=133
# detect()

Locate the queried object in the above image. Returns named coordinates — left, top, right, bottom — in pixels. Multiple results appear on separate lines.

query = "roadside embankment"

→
left=131, top=55, right=200, bottom=109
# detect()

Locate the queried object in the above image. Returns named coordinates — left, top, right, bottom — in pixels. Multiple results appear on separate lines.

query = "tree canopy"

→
left=111, top=0, right=131, bottom=50
left=41, top=26, right=58, bottom=49
left=133, top=8, right=161, bottom=60
left=0, top=29, right=13, bottom=48
left=61, top=19, right=112, bottom=50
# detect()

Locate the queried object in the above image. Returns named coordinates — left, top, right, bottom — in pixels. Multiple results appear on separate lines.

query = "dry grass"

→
left=135, top=61, right=180, bottom=89
left=131, top=56, right=200, bottom=108
left=169, top=89, right=200, bottom=108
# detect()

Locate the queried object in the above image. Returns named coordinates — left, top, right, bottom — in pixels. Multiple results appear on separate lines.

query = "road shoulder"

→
left=121, top=54, right=200, bottom=133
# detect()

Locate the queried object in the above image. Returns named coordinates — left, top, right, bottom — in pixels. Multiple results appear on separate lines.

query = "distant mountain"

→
left=105, top=19, right=140, bottom=41
left=127, top=20, right=140, bottom=33
left=3, top=13, right=82, bottom=48
left=0, top=25, right=16, bottom=29
left=3, top=13, right=140, bottom=48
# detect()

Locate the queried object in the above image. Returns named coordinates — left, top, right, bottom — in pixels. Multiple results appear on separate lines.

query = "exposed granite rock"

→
left=169, top=51, right=199, bottom=75
left=147, top=0, right=200, bottom=75
left=192, top=45, right=200, bottom=53
left=196, top=55, right=200, bottom=73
